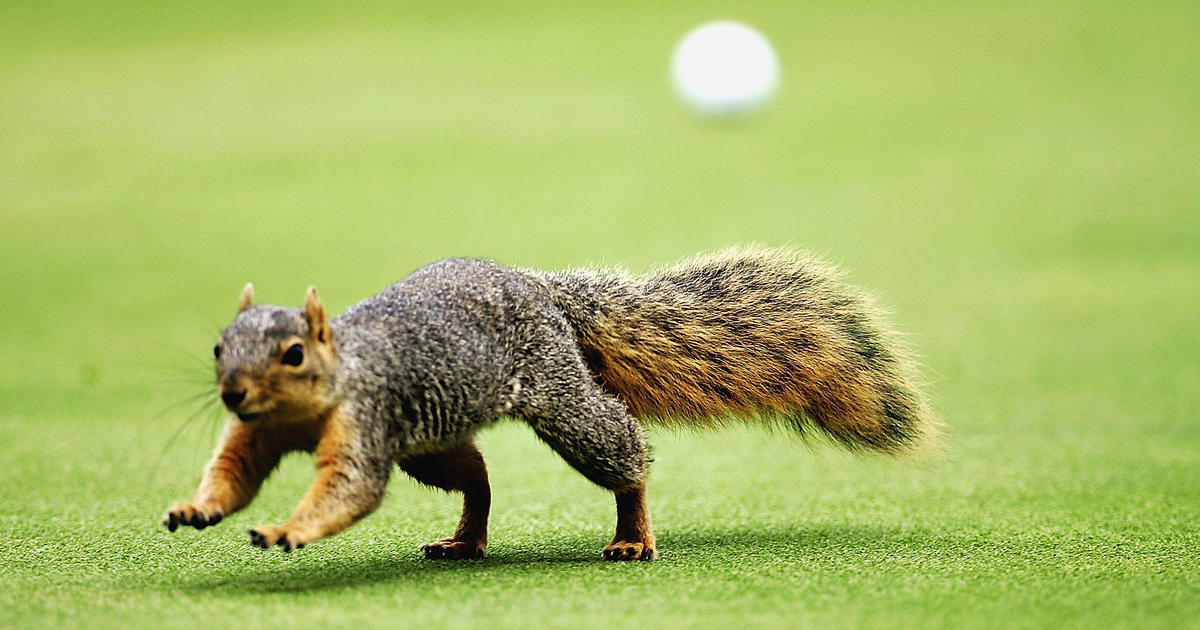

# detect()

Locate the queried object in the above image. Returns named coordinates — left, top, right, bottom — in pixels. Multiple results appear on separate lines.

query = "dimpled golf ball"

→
left=670, top=21, right=780, bottom=117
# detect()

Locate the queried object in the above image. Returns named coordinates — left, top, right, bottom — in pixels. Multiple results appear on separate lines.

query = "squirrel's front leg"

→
left=248, top=407, right=390, bottom=552
left=164, top=416, right=283, bottom=532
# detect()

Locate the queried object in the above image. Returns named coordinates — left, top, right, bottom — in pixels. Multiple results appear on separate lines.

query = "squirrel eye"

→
left=281, top=343, right=304, bottom=366
left=213, top=345, right=221, bottom=360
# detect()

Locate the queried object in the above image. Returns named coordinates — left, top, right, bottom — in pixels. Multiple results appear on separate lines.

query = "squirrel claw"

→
left=249, top=525, right=314, bottom=552
left=420, top=539, right=486, bottom=560
left=189, top=511, right=221, bottom=529
left=602, top=541, right=656, bottom=562
left=163, top=503, right=223, bottom=532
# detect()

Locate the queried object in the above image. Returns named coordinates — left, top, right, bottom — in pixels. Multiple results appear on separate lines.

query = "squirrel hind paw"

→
left=419, top=539, right=486, bottom=560
left=602, top=541, right=656, bottom=561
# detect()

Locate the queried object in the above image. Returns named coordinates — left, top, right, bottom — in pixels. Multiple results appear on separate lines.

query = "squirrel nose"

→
left=221, top=389, right=246, bottom=410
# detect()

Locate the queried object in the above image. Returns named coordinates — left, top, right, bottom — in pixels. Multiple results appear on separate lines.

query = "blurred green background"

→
left=1, top=1, right=1197, bottom=628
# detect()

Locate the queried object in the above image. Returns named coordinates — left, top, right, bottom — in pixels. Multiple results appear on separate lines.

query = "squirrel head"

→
left=214, top=283, right=340, bottom=424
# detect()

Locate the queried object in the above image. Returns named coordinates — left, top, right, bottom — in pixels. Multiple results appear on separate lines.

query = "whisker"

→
left=141, top=329, right=227, bottom=490
left=189, top=400, right=225, bottom=466
left=148, top=360, right=211, bottom=374
left=153, top=389, right=217, bottom=416
left=149, top=393, right=224, bottom=480
left=146, top=359, right=212, bottom=379
left=165, top=341, right=214, bottom=365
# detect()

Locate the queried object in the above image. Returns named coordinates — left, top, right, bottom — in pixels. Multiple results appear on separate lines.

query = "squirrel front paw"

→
left=163, top=502, right=224, bottom=532
left=248, top=524, right=317, bottom=552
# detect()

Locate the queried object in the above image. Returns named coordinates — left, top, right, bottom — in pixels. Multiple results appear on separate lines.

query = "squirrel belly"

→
left=531, top=247, right=936, bottom=454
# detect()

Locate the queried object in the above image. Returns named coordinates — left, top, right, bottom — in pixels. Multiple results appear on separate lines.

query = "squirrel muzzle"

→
left=219, top=374, right=267, bottom=422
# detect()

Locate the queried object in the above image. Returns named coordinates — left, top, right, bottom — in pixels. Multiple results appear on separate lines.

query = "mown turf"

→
left=1, top=1, right=1197, bottom=628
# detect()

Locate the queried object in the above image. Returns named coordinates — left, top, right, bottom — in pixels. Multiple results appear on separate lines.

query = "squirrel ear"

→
left=304, top=286, right=330, bottom=344
left=238, top=283, right=255, bottom=313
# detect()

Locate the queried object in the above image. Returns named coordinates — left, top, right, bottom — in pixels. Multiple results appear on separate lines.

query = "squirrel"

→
left=162, top=247, right=935, bottom=561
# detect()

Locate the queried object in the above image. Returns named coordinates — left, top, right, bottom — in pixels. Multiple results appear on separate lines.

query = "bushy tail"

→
left=533, top=247, right=937, bottom=455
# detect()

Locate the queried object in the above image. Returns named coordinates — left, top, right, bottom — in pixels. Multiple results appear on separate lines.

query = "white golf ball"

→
left=670, top=21, right=780, bottom=117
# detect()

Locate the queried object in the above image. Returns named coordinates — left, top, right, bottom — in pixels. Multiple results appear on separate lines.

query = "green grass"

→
left=2, top=1, right=1198, bottom=628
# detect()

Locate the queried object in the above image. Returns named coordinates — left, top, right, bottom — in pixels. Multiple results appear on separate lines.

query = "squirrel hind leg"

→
left=516, top=362, right=656, bottom=560
left=398, top=440, right=490, bottom=560
left=604, top=483, right=656, bottom=561
left=520, top=378, right=650, bottom=492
